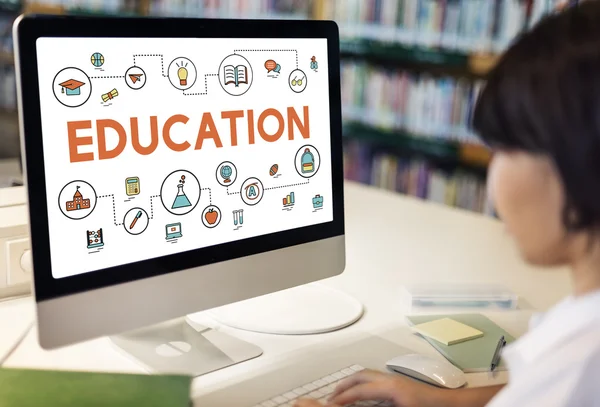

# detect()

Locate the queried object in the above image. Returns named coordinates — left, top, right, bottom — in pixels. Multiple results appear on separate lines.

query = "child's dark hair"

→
left=473, top=1, right=600, bottom=231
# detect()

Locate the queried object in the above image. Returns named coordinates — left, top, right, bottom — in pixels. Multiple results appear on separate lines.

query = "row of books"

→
left=0, top=65, right=16, bottom=111
left=17, top=0, right=135, bottom=12
left=0, top=14, right=13, bottom=54
left=0, top=0, right=20, bottom=10
left=341, top=60, right=483, bottom=144
left=148, top=0, right=310, bottom=18
left=323, top=0, right=576, bottom=53
left=343, top=139, right=493, bottom=215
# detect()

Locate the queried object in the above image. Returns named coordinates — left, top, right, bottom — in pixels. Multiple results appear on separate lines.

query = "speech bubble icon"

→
left=273, top=64, right=281, bottom=73
left=265, top=59, right=277, bottom=72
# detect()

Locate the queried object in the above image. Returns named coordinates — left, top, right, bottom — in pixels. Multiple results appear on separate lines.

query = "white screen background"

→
left=36, top=37, right=333, bottom=279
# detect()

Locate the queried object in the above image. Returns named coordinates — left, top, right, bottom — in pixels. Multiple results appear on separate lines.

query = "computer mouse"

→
left=386, top=354, right=467, bottom=389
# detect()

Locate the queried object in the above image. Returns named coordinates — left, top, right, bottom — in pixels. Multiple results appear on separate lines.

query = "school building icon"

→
left=66, top=186, right=91, bottom=211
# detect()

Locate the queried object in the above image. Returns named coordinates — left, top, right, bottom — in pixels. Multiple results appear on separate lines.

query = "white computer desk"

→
left=0, top=181, right=572, bottom=400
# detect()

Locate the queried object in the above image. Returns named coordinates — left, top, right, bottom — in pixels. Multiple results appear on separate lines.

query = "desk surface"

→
left=0, top=181, right=572, bottom=399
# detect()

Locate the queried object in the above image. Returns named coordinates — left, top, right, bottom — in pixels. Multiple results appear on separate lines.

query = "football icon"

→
left=269, top=164, right=279, bottom=176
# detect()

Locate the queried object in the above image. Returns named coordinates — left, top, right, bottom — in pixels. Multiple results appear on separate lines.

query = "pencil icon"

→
left=129, top=210, right=142, bottom=229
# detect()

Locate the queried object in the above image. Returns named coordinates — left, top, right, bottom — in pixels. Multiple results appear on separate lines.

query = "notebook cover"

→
left=0, top=368, right=192, bottom=407
left=406, top=313, right=515, bottom=372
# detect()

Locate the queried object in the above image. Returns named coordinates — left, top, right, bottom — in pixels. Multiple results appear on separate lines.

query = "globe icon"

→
left=91, top=53, right=104, bottom=67
left=220, top=165, right=232, bottom=183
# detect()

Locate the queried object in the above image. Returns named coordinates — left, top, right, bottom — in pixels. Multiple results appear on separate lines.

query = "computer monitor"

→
left=13, top=15, right=346, bottom=362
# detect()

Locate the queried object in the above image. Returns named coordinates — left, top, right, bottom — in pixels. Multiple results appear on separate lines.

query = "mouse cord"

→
left=0, top=321, right=34, bottom=367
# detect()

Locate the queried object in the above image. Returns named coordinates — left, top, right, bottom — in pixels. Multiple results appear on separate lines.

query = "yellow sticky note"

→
left=413, top=318, right=483, bottom=345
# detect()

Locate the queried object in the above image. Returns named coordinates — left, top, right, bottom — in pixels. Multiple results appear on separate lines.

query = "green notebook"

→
left=406, top=314, right=516, bottom=373
left=0, top=368, right=192, bottom=407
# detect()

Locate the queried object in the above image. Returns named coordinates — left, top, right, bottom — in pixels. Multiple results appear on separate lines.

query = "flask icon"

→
left=301, top=148, right=315, bottom=174
left=172, top=175, right=192, bottom=209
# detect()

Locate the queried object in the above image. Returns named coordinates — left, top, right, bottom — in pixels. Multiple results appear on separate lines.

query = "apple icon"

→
left=202, top=205, right=221, bottom=228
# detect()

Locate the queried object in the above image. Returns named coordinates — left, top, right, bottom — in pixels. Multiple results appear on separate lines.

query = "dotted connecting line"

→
left=201, top=188, right=212, bottom=204
left=233, top=49, right=299, bottom=68
left=98, top=194, right=123, bottom=226
left=264, top=180, right=310, bottom=191
left=183, top=74, right=219, bottom=96
left=149, top=195, right=160, bottom=219
left=227, top=188, right=240, bottom=196
left=133, top=54, right=167, bottom=77
left=90, top=75, right=125, bottom=79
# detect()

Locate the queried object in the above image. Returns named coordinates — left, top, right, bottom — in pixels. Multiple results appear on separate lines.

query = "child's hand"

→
left=293, top=369, right=444, bottom=407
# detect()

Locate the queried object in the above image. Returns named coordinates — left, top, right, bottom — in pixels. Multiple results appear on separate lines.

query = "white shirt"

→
left=487, top=290, right=600, bottom=407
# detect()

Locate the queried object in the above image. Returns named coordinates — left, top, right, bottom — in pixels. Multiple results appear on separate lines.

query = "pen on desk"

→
left=490, top=335, right=506, bottom=371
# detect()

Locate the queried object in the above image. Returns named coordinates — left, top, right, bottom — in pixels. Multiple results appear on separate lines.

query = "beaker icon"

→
left=172, top=183, right=192, bottom=209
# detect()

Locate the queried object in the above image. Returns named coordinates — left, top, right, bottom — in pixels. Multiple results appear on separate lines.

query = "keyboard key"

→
left=309, top=390, right=325, bottom=399
left=303, top=383, right=318, bottom=392
left=272, top=396, right=288, bottom=405
left=350, top=364, right=365, bottom=372
left=342, top=368, right=356, bottom=376
left=293, top=387, right=309, bottom=396
left=312, top=379, right=328, bottom=388
left=320, top=385, right=335, bottom=395
left=283, top=392, right=298, bottom=401
left=261, top=402, right=277, bottom=407
left=322, top=375, right=337, bottom=384
left=332, top=371, right=346, bottom=380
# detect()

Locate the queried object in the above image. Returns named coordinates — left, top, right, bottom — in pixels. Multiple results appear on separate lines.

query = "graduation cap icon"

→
left=59, top=79, right=85, bottom=96
left=129, top=74, right=143, bottom=84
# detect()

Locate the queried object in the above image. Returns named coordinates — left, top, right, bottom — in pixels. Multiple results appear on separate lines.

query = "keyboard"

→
left=252, top=364, right=393, bottom=407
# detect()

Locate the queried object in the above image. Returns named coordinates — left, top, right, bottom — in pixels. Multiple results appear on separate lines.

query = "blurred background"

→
left=0, top=0, right=573, bottom=213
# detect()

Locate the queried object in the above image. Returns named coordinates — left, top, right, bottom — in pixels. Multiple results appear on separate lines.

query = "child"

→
left=296, top=2, right=600, bottom=406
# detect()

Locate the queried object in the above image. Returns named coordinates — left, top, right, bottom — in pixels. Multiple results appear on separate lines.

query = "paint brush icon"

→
left=129, top=210, right=142, bottom=229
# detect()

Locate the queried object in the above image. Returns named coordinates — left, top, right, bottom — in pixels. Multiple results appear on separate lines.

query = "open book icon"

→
left=224, top=64, right=248, bottom=87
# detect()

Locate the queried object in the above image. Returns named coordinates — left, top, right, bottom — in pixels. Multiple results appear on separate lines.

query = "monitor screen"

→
left=36, top=37, right=333, bottom=279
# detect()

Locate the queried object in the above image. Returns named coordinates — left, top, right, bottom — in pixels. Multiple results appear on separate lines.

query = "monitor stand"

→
left=109, top=317, right=263, bottom=377
left=205, top=283, right=364, bottom=335
left=109, top=283, right=363, bottom=376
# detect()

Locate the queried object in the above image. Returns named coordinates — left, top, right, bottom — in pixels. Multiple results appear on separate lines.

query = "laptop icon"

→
left=165, top=223, right=182, bottom=240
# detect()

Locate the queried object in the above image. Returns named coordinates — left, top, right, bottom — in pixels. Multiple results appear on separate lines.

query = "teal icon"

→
left=172, top=175, right=192, bottom=209
left=91, top=52, right=104, bottom=67
left=220, top=165, right=232, bottom=183
left=245, top=183, right=259, bottom=201
left=313, top=195, right=324, bottom=209
left=233, top=210, right=244, bottom=226
left=301, top=148, right=315, bottom=174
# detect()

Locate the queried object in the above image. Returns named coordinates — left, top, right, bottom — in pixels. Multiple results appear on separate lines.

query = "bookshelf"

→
left=340, top=39, right=499, bottom=77
left=344, top=122, right=490, bottom=171
left=0, top=0, right=566, bottom=214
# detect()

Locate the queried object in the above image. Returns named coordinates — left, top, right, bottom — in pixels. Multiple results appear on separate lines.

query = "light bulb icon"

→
left=178, top=66, right=188, bottom=86
left=176, top=59, right=190, bottom=86
left=168, top=57, right=196, bottom=91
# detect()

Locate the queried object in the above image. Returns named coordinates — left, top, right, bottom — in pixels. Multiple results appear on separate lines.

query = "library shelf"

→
left=340, top=39, right=499, bottom=76
left=343, top=121, right=490, bottom=170
left=0, top=51, right=13, bottom=65
left=0, top=1, right=21, bottom=13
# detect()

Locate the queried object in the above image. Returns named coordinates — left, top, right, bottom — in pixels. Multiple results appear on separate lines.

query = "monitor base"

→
left=205, top=283, right=364, bottom=335
left=109, top=317, right=262, bottom=377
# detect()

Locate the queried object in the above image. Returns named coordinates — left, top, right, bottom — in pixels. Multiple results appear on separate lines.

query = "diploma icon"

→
left=101, top=88, right=118, bottom=102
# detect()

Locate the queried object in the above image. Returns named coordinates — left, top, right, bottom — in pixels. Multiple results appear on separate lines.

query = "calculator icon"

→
left=126, top=177, right=140, bottom=196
